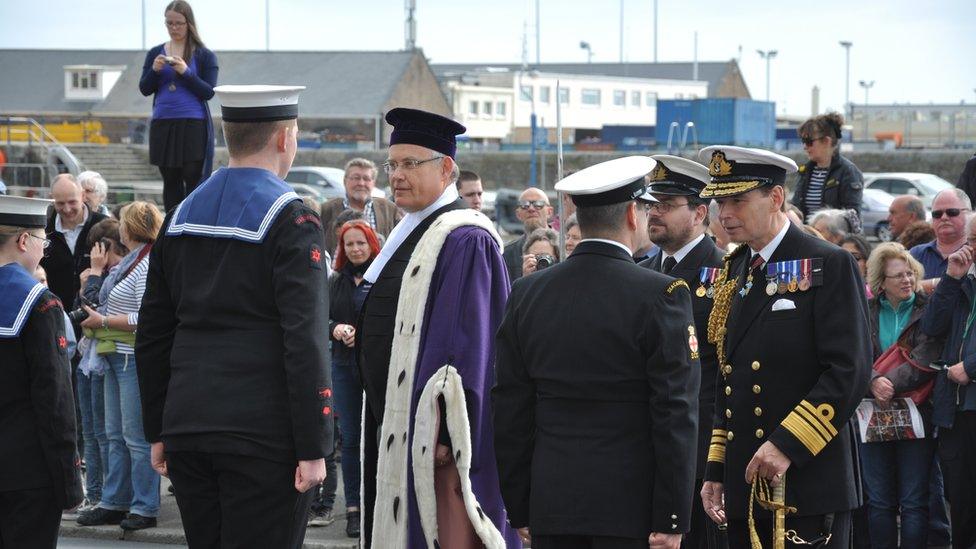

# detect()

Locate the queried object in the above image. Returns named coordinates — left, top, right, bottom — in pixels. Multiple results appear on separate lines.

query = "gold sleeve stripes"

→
left=707, top=429, right=728, bottom=463
left=781, top=400, right=837, bottom=456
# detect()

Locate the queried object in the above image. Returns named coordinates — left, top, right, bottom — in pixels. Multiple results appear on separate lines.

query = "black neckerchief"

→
left=343, top=257, right=374, bottom=279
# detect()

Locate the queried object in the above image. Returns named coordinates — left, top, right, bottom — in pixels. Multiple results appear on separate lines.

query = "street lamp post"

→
left=859, top=80, right=875, bottom=141
left=580, top=41, right=593, bottom=63
left=756, top=49, right=778, bottom=102
left=839, top=41, right=852, bottom=118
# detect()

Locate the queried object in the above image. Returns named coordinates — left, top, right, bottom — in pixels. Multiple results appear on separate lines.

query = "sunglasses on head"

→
left=931, top=208, right=966, bottom=219
left=518, top=200, right=548, bottom=210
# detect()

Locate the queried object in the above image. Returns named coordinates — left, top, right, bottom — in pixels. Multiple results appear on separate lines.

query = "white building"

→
left=442, top=69, right=708, bottom=145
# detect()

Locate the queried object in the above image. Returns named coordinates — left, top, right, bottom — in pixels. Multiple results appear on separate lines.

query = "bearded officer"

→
left=494, top=156, right=700, bottom=549
left=638, top=155, right=726, bottom=549
left=697, top=146, right=871, bottom=548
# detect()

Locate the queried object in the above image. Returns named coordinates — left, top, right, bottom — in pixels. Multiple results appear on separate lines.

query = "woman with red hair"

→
left=310, top=221, right=379, bottom=537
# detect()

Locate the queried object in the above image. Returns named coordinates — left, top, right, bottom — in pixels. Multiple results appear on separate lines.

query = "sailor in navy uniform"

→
left=0, top=195, right=83, bottom=548
left=494, top=157, right=700, bottom=549
left=697, top=146, right=871, bottom=548
left=638, top=155, right=726, bottom=549
left=135, top=85, right=334, bottom=549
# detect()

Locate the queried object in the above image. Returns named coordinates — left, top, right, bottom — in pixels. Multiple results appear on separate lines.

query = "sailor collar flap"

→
left=166, top=167, right=300, bottom=243
left=0, top=263, right=47, bottom=338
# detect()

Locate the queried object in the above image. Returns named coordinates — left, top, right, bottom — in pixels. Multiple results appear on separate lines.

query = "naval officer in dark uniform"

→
left=638, top=155, right=726, bottom=549
left=0, top=195, right=83, bottom=548
left=697, top=146, right=871, bottom=548
left=136, top=85, right=333, bottom=548
left=494, top=156, right=701, bottom=549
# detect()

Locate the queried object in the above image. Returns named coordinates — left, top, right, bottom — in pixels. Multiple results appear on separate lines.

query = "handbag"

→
left=872, top=320, right=935, bottom=405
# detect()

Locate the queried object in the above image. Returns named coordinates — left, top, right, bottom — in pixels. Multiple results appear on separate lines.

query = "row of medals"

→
left=696, top=273, right=812, bottom=299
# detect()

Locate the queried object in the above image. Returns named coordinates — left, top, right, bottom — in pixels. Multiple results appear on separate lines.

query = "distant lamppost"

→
left=756, top=49, right=778, bottom=102
left=579, top=41, right=593, bottom=63
left=839, top=41, right=853, bottom=118
left=859, top=80, right=875, bottom=140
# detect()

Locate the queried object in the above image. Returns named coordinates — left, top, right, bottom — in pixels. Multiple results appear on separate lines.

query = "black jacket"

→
left=41, top=208, right=108, bottom=310
left=328, top=263, right=368, bottom=363
left=792, top=152, right=864, bottom=220
left=135, top=200, right=333, bottom=463
left=704, top=223, right=872, bottom=519
left=502, top=234, right=526, bottom=283
left=640, top=235, right=725, bottom=478
left=957, top=154, right=976, bottom=207
left=0, top=289, right=83, bottom=509
left=494, top=240, right=700, bottom=539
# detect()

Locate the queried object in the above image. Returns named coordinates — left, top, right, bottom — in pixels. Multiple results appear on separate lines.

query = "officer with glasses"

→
left=502, top=188, right=552, bottom=282
left=909, top=188, right=972, bottom=290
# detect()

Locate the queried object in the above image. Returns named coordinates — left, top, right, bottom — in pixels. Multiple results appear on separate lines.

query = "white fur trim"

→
left=370, top=209, right=501, bottom=548
left=412, top=366, right=506, bottom=548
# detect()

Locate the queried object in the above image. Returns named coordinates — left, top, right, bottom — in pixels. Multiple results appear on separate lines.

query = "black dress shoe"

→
left=346, top=510, right=360, bottom=538
left=120, top=513, right=157, bottom=531
left=77, top=507, right=127, bottom=526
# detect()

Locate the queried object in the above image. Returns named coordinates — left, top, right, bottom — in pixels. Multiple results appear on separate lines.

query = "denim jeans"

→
left=101, top=352, right=160, bottom=517
left=860, top=437, right=936, bottom=549
left=76, top=369, right=108, bottom=504
left=333, top=354, right=362, bottom=509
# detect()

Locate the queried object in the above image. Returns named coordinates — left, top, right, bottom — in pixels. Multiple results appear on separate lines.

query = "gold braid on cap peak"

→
left=700, top=180, right=764, bottom=198
left=707, top=244, right=748, bottom=369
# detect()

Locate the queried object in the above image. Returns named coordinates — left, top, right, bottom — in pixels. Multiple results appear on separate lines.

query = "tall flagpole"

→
left=556, top=79, right=565, bottom=253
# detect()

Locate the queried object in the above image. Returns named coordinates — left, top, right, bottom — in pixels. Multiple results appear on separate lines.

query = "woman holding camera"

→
left=521, top=228, right=561, bottom=276
left=324, top=221, right=381, bottom=538
left=139, top=0, right=217, bottom=212
left=76, top=202, right=163, bottom=531
left=862, top=242, right=942, bottom=548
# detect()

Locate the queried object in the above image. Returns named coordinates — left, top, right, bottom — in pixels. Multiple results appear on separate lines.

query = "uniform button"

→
left=672, top=523, right=678, bottom=529
left=727, top=431, right=735, bottom=441
left=671, top=514, right=678, bottom=520
left=752, top=361, right=761, bottom=371
left=725, top=386, right=732, bottom=396
left=755, top=429, right=764, bottom=438
left=755, top=407, right=763, bottom=416
left=726, top=409, right=732, bottom=419
left=753, top=384, right=762, bottom=394
left=722, top=364, right=733, bottom=375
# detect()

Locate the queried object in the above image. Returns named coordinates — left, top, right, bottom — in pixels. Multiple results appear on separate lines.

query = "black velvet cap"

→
left=386, top=107, right=466, bottom=159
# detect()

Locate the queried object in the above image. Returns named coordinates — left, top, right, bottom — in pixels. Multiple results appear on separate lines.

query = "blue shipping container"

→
left=655, top=98, right=775, bottom=148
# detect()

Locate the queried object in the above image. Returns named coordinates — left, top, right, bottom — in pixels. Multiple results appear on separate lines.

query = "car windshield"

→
left=912, top=174, right=953, bottom=195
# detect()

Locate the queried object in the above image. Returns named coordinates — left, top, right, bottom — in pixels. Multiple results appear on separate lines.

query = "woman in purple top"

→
left=139, top=1, right=218, bottom=213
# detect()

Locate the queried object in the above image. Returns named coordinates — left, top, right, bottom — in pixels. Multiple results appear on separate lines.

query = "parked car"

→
left=863, top=172, right=954, bottom=209
left=861, top=188, right=895, bottom=241
left=289, top=183, right=330, bottom=203
left=285, top=166, right=385, bottom=202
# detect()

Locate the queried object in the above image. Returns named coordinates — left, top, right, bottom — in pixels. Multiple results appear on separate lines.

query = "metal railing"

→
left=1, top=117, right=85, bottom=194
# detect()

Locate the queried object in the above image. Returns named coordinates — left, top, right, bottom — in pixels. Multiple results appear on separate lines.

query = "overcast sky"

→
left=1, top=0, right=972, bottom=117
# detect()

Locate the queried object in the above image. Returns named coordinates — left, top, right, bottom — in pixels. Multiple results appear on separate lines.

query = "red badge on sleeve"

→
left=318, top=387, right=333, bottom=398
left=58, top=336, right=67, bottom=349
left=309, top=244, right=323, bottom=270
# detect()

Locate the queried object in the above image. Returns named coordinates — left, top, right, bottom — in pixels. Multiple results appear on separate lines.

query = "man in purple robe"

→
left=357, top=107, right=521, bottom=548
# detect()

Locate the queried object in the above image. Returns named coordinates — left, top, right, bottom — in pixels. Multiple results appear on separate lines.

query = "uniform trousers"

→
left=938, top=410, right=976, bottom=549
left=167, top=451, right=314, bottom=549
left=532, top=534, right=648, bottom=548
left=726, top=511, right=850, bottom=549
left=0, top=488, right=61, bottom=549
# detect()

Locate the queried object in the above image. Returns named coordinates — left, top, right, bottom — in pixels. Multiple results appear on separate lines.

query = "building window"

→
left=539, top=86, right=551, bottom=104
left=497, top=101, right=507, bottom=117
left=483, top=101, right=493, bottom=116
left=469, top=101, right=479, bottom=116
left=613, top=90, right=626, bottom=107
left=520, top=85, right=533, bottom=101
left=90, top=72, right=98, bottom=88
left=581, top=88, right=601, bottom=106
left=72, top=72, right=79, bottom=88
left=645, top=92, right=657, bottom=107
left=675, top=93, right=685, bottom=99
left=558, top=87, right=570, bottom=104
left=631, top=91, right=641, bottom=107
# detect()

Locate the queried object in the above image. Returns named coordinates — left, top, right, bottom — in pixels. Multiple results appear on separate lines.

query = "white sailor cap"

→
left=0, top=195, right=52, bottom=228
left=555, top=156, right=657, bottom=207
left=214, top=85, right=306, bottom=123
left=647, top=155, right=711, bottom=197
left=698, top=146, right=798, bottom=199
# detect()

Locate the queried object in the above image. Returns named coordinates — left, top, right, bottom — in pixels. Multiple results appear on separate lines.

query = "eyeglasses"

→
left=382, top=156, right=444, bottom=174
left=165, top=20, right=187, bottom=28
left=646, top=200, right=690, bottom=215
left=517, top=200, right=548, bottom=210
left=346, top=174, right=375, bottom=182
left=27, top=233, right=50, bottom=249
left=931, top=208, right=967, bottom=219
left=801, top=136, right=822, bottom=146
left=884, top=271, right=915, bottom=280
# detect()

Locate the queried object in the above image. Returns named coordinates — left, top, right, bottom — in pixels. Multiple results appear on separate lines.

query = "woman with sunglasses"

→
left=139, top=0, right=218, bottom=213
left=792, top=112, right=864, bottom=222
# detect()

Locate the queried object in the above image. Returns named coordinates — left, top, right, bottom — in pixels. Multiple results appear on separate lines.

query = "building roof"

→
left=0, top=49, right=430, bottom=118
left=433, top=61, right=750, bottom=99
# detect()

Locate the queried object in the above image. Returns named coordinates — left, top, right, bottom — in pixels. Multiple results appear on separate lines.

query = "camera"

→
left=163, top=56, right=176, bottom=65
left=67, top=297, right=98, bottom=325
left=535, top=253, right=555, bottom=270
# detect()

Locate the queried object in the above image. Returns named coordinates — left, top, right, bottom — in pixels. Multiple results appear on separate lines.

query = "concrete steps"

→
left=69, top=143, right=161, bottom=182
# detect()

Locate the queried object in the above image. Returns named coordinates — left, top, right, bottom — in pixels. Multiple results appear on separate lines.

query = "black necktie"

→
left=663, top=256, right=677, bottom=274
